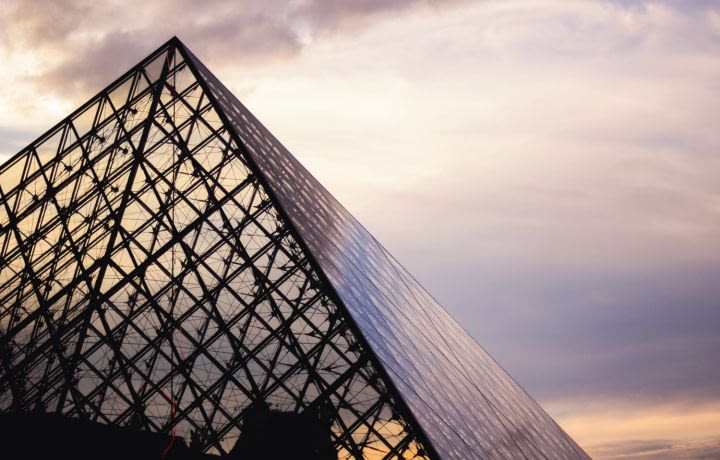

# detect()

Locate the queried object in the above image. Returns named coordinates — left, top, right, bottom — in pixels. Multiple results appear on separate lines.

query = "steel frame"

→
left=0, top=39, right=432, bottom=458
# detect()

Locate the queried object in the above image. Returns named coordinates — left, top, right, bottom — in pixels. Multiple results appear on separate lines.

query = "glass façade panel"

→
left=0, top=40, right=431, bottom=459
left=181, top=43, right=589, bottom=460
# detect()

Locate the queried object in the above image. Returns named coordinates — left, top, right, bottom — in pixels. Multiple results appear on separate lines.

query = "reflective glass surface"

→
left=185, top=44, right=589, bottom=459
left=0, top=41, right=430, bottom=458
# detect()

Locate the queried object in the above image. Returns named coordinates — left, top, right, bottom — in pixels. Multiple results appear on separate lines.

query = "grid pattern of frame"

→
left=183, top=43, right=589, bottom=460
left=0, top=40, right=430, bottom=459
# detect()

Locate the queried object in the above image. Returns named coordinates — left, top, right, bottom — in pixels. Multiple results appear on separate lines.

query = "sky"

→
left=1, top=0, right=719, bottom=458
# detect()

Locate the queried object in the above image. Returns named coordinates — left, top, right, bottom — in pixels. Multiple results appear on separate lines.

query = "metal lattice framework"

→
left=1, top=37, right=589, bottom=459
left=0, top=40, right=430, bottom=458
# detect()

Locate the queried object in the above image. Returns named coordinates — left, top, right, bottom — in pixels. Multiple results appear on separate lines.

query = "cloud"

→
left=0, top=0, right=94, bottom=49
left=588, top=438, right=720, bottom=459
left=0, top=1, right=299, bottom=97
left=0, top=0, right=469, bottom=100
left=288, top=0, right=465, bottom=35
left=554, top=400, right=720, bottom=458
left=35, top=31, right=157, bottom=97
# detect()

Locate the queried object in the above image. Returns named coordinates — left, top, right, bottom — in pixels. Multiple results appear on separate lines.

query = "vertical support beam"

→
left=0, top=186, right=81, bottom=411
left=56, top=44, right=176, bottom=415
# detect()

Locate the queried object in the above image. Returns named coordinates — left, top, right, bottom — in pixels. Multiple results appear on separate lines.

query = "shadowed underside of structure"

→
left=0, top=37, right=588, bottom=459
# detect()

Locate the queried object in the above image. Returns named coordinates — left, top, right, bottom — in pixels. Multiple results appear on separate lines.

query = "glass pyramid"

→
left=0, top=37, right=588, bottom=459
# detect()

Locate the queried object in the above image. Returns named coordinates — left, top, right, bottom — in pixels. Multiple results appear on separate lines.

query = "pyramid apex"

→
left=164, top=35, right=187, bottom=51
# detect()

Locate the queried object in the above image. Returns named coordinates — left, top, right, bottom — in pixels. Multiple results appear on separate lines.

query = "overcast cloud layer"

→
left=1, top=1, right=719, bottom=458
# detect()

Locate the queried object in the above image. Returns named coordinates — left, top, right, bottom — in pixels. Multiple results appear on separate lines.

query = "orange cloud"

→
left=552, top=400, right=720, bottom=459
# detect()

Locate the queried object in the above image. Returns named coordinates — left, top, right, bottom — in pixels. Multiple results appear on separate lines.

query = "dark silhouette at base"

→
left=0, top=412, right=209, bottom=460
left=0, top=408, right=337, bottom=459
left=229, top=401, right=336, bottom=459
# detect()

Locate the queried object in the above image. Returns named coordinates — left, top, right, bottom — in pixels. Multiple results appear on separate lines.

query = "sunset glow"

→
left=1, top=1, right=719, bottom=458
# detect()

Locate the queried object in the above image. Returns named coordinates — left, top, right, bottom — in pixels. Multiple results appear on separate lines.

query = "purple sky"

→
left=1, top=1, right=719, bottom=458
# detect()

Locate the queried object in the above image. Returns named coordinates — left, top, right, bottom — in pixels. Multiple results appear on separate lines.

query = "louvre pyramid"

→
left=0, top=37, right=588, bottom=459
